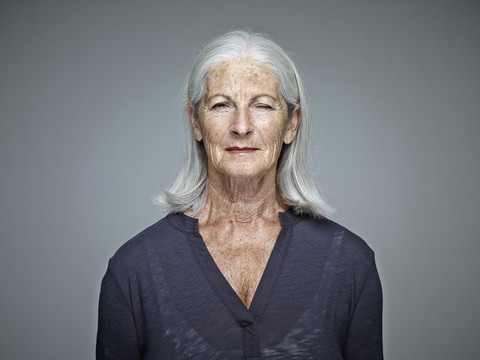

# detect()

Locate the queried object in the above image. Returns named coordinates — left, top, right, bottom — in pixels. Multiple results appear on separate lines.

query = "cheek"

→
left=201, top=127, right=226, bottom=162
left=258, top=125, right=287, bottom=164
left=260, top=117, right=288, bottom=147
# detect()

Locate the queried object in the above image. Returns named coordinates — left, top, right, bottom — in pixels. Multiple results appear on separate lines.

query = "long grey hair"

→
left=157, top=30, right=333, bottom=218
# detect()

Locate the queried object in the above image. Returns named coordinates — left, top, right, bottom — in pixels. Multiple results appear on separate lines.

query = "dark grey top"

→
left=96, top=209, right=383, bottom=359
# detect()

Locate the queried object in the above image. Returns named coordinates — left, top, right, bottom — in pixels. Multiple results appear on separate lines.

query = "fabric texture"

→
left=96, top=209, right=383, bottom=359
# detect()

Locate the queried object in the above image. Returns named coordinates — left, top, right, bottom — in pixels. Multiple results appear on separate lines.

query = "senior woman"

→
left=97, top=30, right=383, bottom=359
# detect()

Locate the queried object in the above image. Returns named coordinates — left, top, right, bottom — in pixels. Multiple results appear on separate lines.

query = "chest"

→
left=200, top=223, right=280, bottom=308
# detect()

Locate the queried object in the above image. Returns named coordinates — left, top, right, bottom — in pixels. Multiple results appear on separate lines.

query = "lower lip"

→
left=226, top=148, right=257, bottom=154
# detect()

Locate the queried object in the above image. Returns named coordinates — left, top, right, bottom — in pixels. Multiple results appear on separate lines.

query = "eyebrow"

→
left=206, top=94, right=278, bottom=103
left=251, top=94, right=278, bottom=102
left=206, top=94, right=233, bottom=102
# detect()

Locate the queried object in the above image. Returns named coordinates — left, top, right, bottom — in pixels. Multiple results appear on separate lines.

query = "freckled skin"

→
left=192, top=59, right=296, bottom=181
left=188, top=59, right=301, bottom=308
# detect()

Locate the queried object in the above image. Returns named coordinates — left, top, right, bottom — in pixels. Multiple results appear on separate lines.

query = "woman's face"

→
left=190, top=58, right=300, bottom=182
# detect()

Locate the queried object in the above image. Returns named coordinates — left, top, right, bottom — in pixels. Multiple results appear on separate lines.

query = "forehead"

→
left=205, top=58, right=279, bottom=96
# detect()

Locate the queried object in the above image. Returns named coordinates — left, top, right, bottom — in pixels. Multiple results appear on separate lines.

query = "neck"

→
left=195, top=171, right=287, bottom=225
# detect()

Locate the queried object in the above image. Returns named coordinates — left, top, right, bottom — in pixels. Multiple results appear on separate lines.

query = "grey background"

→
left=1, top=0, right=479, bottom=359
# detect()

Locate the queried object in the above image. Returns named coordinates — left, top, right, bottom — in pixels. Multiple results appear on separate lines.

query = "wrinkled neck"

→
left=196, top=172, right=287, bottom=225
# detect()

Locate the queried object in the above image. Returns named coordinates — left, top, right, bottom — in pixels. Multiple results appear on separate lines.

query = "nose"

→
left=230, top=107, right=253, bottom=137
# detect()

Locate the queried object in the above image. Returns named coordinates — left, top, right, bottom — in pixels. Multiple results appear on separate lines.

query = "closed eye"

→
left=254, top=103, right=273, bottom=110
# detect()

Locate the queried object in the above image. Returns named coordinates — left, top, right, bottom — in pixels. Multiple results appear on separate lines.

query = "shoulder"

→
left=291, top=213, right=375, bottom=269
left=325, top=218, right=374, bottom=263
left=107, top=215, right=182, bottom=275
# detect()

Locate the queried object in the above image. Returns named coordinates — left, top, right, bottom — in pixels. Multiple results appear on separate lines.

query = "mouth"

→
left=225, top=147, right=259, bottom=154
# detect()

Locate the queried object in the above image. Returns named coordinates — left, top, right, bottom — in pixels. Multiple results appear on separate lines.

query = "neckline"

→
left=166, top=207, right=300, bottom=234
left=168, top=209, right=298, bottom=324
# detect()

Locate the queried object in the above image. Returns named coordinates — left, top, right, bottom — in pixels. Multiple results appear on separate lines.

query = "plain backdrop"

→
left=1, top=1, right=479, bottom=359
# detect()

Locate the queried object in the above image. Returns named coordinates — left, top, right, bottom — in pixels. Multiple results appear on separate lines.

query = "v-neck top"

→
left=96, top=210, right=383, bottom=359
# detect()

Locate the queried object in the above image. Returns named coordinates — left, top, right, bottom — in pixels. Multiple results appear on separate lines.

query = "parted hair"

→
left=157, top=30, right=333, bottom=218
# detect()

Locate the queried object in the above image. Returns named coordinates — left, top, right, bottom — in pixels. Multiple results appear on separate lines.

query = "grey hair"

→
left=157, top=30, right=333, bottom=218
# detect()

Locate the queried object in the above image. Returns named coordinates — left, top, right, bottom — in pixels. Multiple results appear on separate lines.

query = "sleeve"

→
left=343, top=258, right=384, bottom=360
left=96, top=262, right=142, bottom=360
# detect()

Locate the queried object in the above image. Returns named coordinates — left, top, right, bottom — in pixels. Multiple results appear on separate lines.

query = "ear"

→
left=188, top=102, right=203, bottom=141
left=283, top=106, right=301, bottom=144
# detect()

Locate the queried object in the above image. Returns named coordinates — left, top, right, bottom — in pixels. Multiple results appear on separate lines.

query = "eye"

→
left=212, top=102, right=229, bottom=109
left=254, top=103, right=273, bottom=110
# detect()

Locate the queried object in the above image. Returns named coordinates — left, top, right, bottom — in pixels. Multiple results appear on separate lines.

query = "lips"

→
left=225, top=147, right=259, bottom=153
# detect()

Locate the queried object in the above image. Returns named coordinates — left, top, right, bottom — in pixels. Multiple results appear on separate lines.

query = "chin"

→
left=224, top=165, right=272, bottom=180
left=211, top=159, right=275, bottom=180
